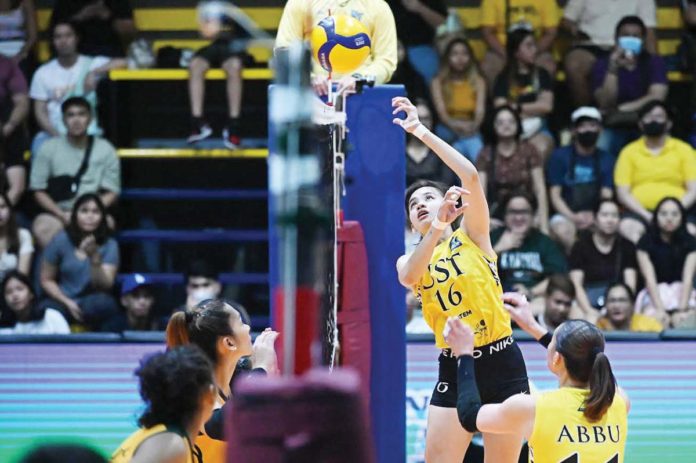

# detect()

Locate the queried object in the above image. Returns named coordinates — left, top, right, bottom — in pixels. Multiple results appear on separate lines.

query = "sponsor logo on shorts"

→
left=436, top=382, right=449, bottom=393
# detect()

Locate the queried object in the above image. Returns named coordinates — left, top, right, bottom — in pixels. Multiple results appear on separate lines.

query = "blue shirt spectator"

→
left=547, top=145, right=614, bottom=210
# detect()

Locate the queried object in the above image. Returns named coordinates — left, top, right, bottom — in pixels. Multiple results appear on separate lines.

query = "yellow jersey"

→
left=415, top=228, right=512, bottom=348
left=111, top=424, right=200, bottom=463
left=528, top=388, right=628, bottom=463
left=443, top=79, right=477, bottom=121
left=195, top=396, right=227, bottom=463
left=596, top=313, right=663, bottom=332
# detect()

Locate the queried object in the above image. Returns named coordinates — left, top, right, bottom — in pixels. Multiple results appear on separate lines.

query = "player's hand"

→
left=436, top=186, right=469, bottom=225
left=311, top=75, right=330, bottom=96
left=444, top=317, right=475, bottom=357
left=391, top=96, right=422, bottom=133
left=251, top=328, right=280, bottom=376
left=502, top=292, right=539, bottom=334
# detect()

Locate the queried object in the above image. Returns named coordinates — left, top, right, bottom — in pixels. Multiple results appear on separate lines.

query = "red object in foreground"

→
left=273, top=286, right=319, bottom=375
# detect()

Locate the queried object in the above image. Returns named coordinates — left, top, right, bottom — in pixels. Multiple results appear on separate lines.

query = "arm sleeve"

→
left=42, top=233, right=62, bottom=266
left=546, top=149, right=565, bottom=187
left=456, top=356, right=482, bottom=432
left=29, top=142, right=51, bottom=190
left=622, top=240, right=638, bottom=269
left=683, top=147, right=696, bottom=181
left=613, top=150, right=632, bottom=187
left=100, top=143, right=122, bottom=193
left=637, top=0, right=657, bottom=28
left=563, top=0, right=584, bottom=21
left=526, top=142, right=543, bottom=169
left=19, top=229, right=34, bottom=255
left=636, top=234, right=650, bottom=252
left=648, top=56, right=668, bottom=85
left=600, top=152, right=616, bottom=188
left=7, top=60, right=28, bottom=94
left=591, top=58, right=608, bottom=93
left=358, top=1, right=398, bottom=84
left=493, top=74, right=508, bottom=99
left=480, top=0, right=498, bottom=28
left=89, top=56, right=112, bottom=71
left=275, top=0, right=307, bottom=48
left=537, top=68, right=553, bottom=92
left=568, top=240, right=584, bottom=271
left=29, top=68, right=48, bottom=101
left=101, top=239, right=120, bottom=266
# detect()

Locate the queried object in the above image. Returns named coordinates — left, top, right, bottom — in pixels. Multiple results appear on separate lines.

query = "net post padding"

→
left=337, top=221, right=371, bottom=410
left=226, top=369, right=375, bottom=463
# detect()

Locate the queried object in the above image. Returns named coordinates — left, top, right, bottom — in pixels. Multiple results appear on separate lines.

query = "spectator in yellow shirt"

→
left=275, top=0, right=397, bottom=96
left=596, top=282, right=662, bottom=332
left=479, top=0, right=559, bottom=85
left=614, top=101, right=696, bottom=243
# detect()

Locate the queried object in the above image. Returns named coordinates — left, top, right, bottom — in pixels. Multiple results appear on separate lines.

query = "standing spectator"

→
left=596, top=282, right=662, bottom=332
left=592, top=16, right=667, bottom=156
left=492, top=191, right=567, bottom=315
left=0, top=54, right=29, bottom=205
left=614, top=100, right=696, bottom=243
left=29, top=21, right=126, bottom=152
left=569, top=199, right=638, bottom=317
left=387, top=0, right=446, bottom=84
left=562, top=0, right=657, bottom=107
left=493, top=29, right=555, bottom=163
left=30, top=97, right=120, bottom=248
left=547, top=107, right=614, bottom=252
left=50, top=0, right=136, bottom=57
left=538, top=274, right=575, bottom=331
left=431, top=37, right=485, bottom=162
left=479, top=0, right=559, bottom=84
left=187, top=4, right=247, bottom=149
left=102, top=273, right=159, bottom=332
left=405, top=101, right=456, bottom=187
left=39, top=193, right=119, bottom=331
left=0, top=0, right=38, bottom=77
left=635, top=197, right=696, bottom=328
left=0, top=192, right=33, bottom=282
left=476, top=106, right=548, bottom=231
left=275, top=0, right=398, bottom=96
left=0, top=271, right=70, bottom=334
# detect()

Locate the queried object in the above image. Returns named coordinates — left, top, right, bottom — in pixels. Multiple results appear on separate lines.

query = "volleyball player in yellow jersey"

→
left=275, top=0, right=397, bottom=95
left=393, top=96, right=529, bottom=463
left=446, top=292, right=630, bottom=463
left=112, top=346, right=216, bottom=463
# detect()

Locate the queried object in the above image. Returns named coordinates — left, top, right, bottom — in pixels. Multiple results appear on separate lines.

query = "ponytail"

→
left=166, top=312, right=190, bottom=348
left=584, top=351, right=617, bottom=422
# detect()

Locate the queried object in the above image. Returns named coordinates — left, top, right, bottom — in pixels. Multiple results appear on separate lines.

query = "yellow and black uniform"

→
left=415, top=229, right=528, bottom=407
left=111, top=424, right=201, bottom=463
left=528, top=388, right=628, bottom=463
left=275, top=0, right=397, bottom=84
left=195, top=392, right=227, bottom=463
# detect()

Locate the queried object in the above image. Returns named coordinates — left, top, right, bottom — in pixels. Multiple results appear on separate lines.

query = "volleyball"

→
left=310, top=15, right=372, bottom=74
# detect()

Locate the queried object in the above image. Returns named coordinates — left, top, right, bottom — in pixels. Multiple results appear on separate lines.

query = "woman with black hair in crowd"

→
left=0, top=270, right=69, bottom=334
left=446, top=292, right=629, bottom=463
left=635, top=197, right=696, bottom=328
left=112, top=346, right=217, bottom=463
left=166, top=299, right=279, bottom=463
left=39, top=193, right=119, bottom=331
left=0, top=191, right=33, bottom=281
left=493, top=28, right=555, bottom=163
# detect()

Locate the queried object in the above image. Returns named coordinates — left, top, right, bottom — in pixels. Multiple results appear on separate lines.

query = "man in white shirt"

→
left=29, top=20, right=125, bottom=153
left=562, top=0, right=657, bottom=106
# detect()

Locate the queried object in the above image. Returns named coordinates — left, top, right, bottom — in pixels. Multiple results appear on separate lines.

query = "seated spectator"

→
left=479, top=0, right=559, bottom=84
left=0, top=54, right=29, bottom=205
left=29, top=21, right=126, bottom=152
left=547, top=107, right=615, bottom=252
left=592, top=16, right=667, bottom=157
left=387, top=0, right=446, bottom=84
left=431, top=37, right=485, bottom=162
left=538, top=274, right=575, bottom=331
left=30, top=96, right=121, bottom=248
left=562, top=0, right=657, bottom=107
left=493, top=28, right=555, bottom=163
left=596, top=282, right=662, bottom=332
left=405, top=101, right=456, bottom=187
left=569, top=199, right=638, bottom=317
left=492, top=191, right=567, bottom=314
left=176, top=259, right=223, bottom=313
left=390, top=41, right=428, bottom=102
left=476, top=106, right=548, bottom=232
left=0, top=192, right=33, bottom=281
left=102, top=273, right=159, bottom=332
left=39, top=193, right=119, bottom=331
left=0, top=0, right=38, bottom=76
left=0, top=270, right=70, bottom=335
left=614, top=100, right=696, bottom=243
left=50, top=0, right=136, bottom=57
left=635, top=197, right=696, bottom=328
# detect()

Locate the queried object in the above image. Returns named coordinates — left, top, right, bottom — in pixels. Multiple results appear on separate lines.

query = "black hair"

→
left=648, top=197, right=690, bottom=242
left=20, top=444, right=106, bottom=463
left=504, top=28, right=536, bottom=83
left=166, top=299, right=236, bottom=364
left=638, top=99, right=673, bottom=121
left=488, top=105, right=523, bottom=143
left=61, top=96, right=91, bottom=115
left=545, top=273, right=576, bottom=299
left=50, top=20, right=79, bottom=39
left=1, top=270, right=43, bottom=322
left=66, top=193, right=111, bottom=247
left=555, top=320, right=617, bottom=422
left=136, top=345, right=214, bottom=430
left=593, top=198, right=620, bottom=216
left=185, top=259, right=220, bottom=283
left=0, top=191, right=20, bottom=255
left=501, top=189, right=538, bottom=214
left=615, top=15, right=647, bottom=39
left=603, top=281, right=635, bottom=304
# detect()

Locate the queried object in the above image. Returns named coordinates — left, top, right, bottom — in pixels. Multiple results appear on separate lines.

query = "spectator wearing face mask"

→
left=547, top=107, right=615, bottom=253
left=614, top=100, right=696, bottom=244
